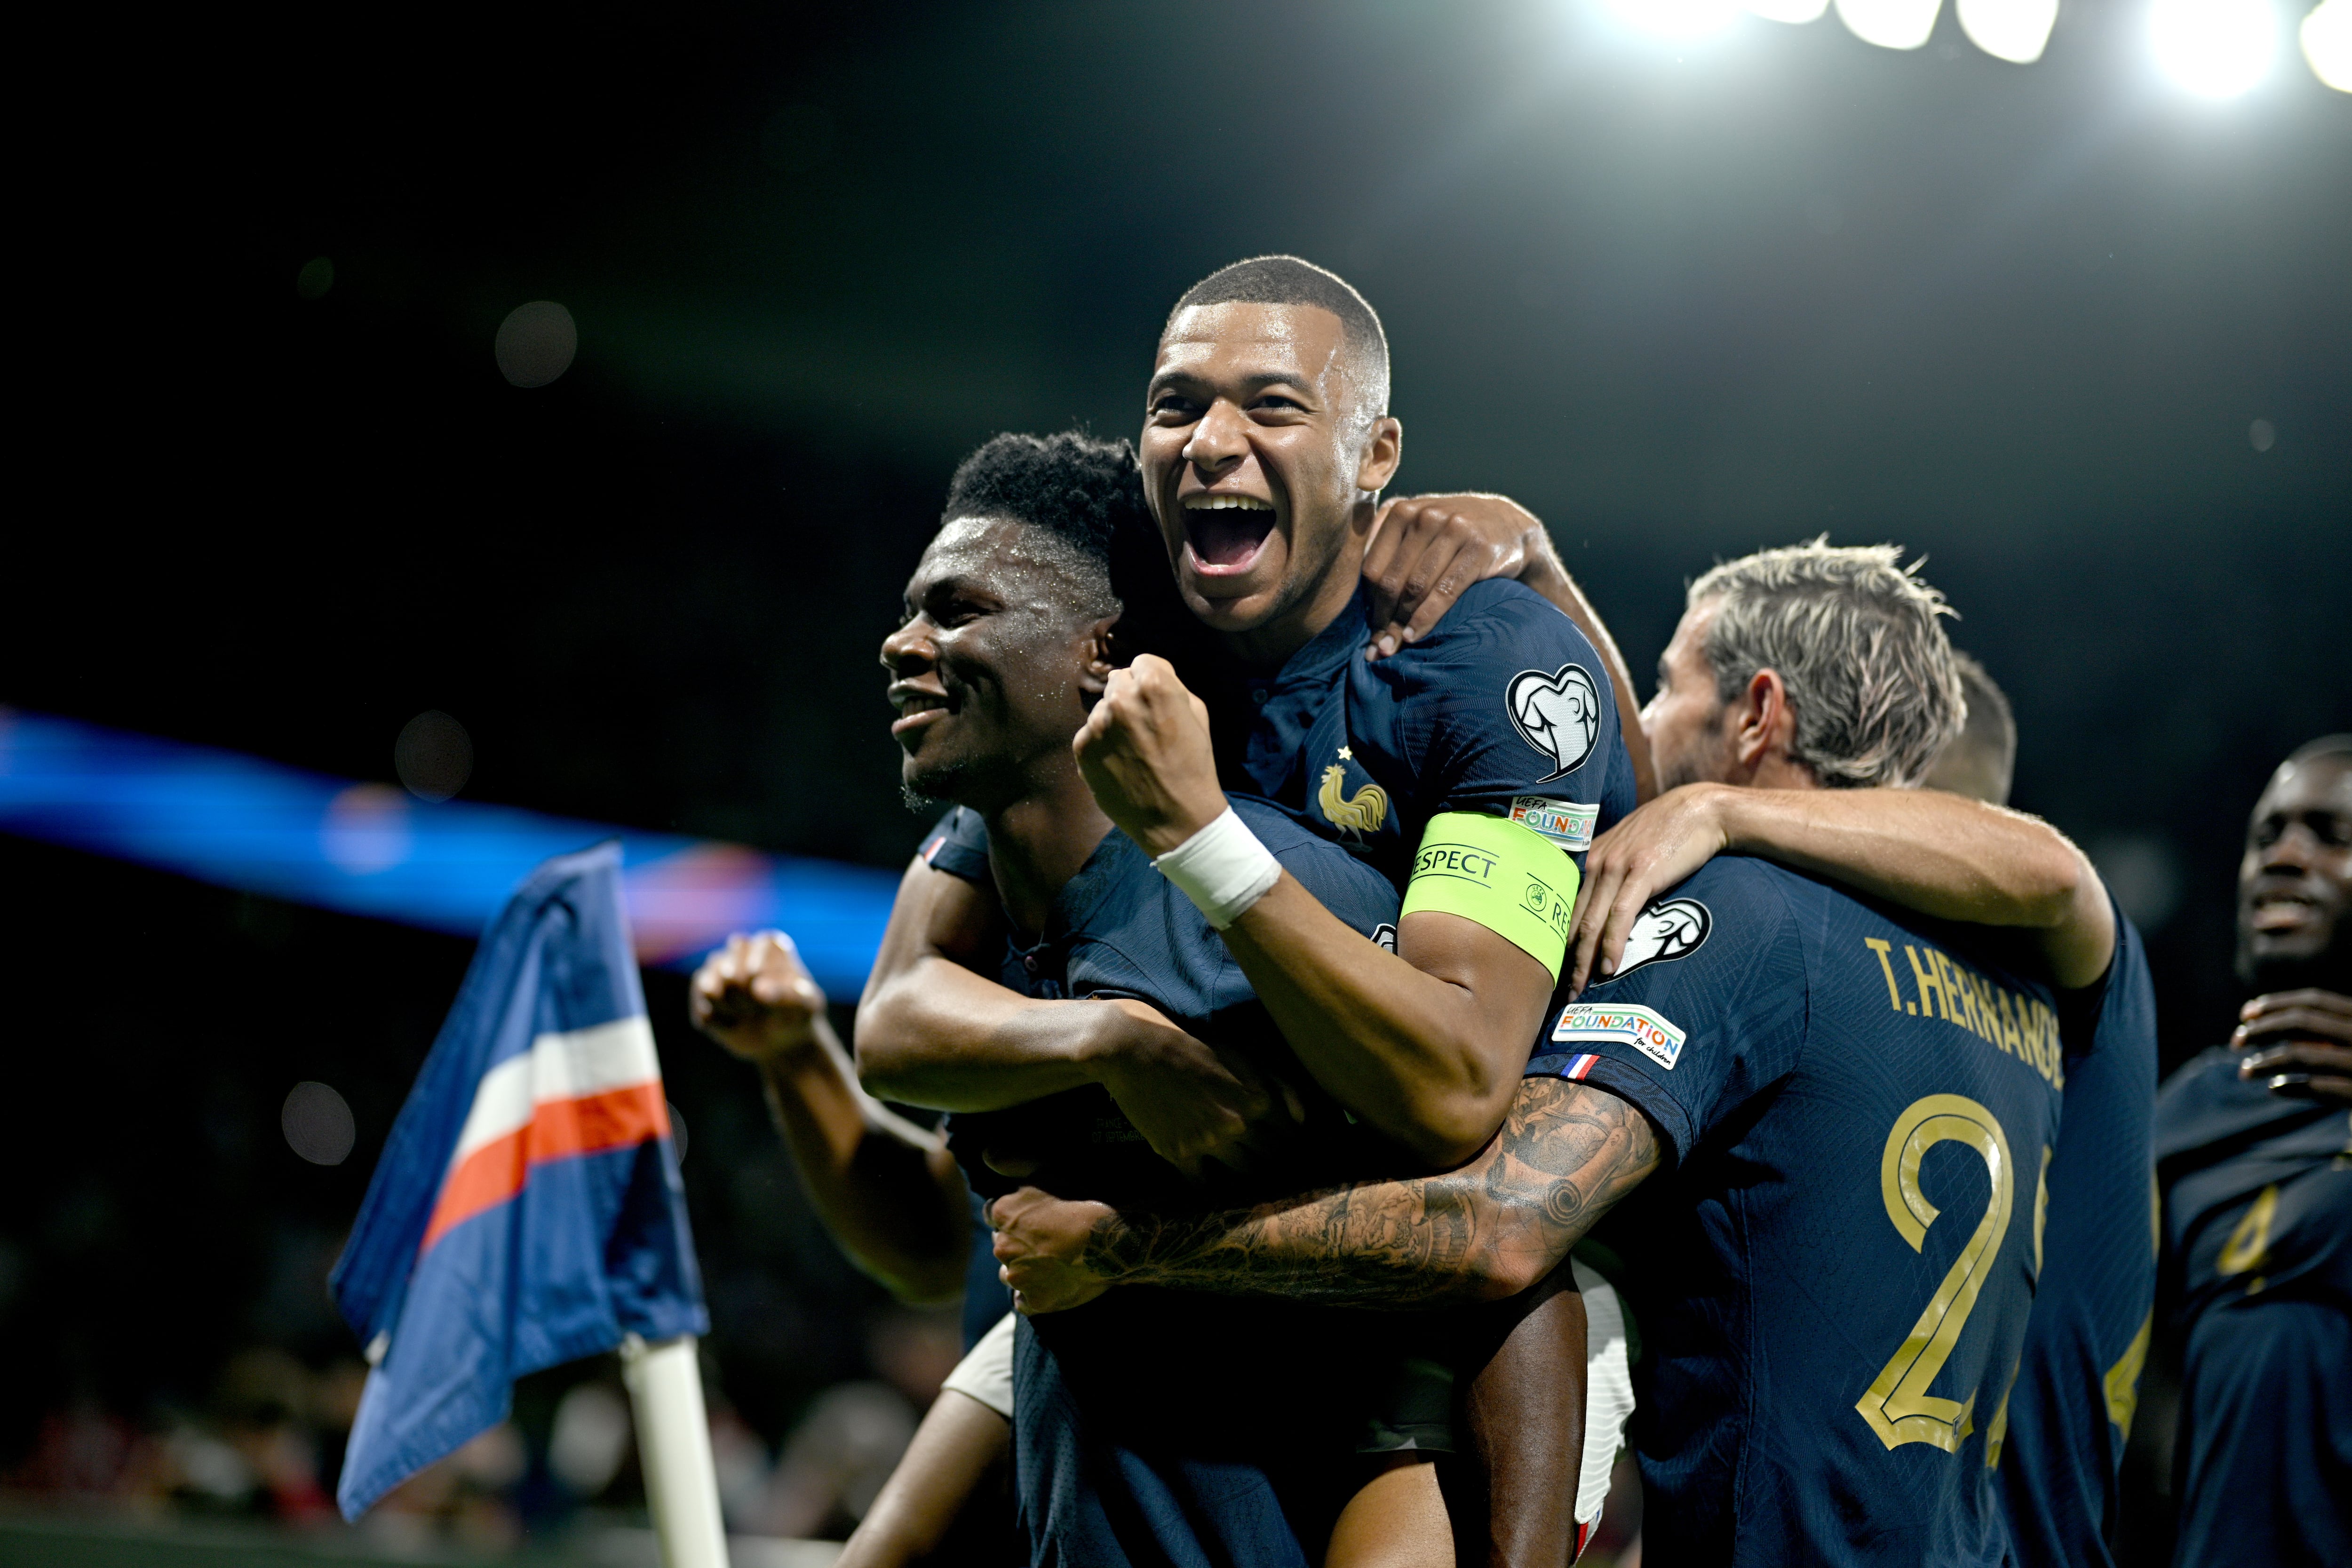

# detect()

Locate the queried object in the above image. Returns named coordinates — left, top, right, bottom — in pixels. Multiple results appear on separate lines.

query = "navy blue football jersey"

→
left=937, top=795, right=1404, bottom=1210
left=920, top=798, right=1417, bottom=1568
left=1526, top=859, right=2067, bottom=1568
left=2154, top=1047, right=2352, bottom=1568
left=1230, top=579, right=1639, bottom=891
left=1994, top=897, right=2158, bottom=1568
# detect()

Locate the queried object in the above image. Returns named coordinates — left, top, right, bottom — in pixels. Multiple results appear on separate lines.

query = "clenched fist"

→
left=689, top=931, right=829, bottom=1065
left=1073, top=654, right=1227, bottom=858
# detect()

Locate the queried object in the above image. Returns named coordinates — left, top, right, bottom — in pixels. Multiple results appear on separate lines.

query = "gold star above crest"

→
left=1336, top=746, right=1354, bottom=761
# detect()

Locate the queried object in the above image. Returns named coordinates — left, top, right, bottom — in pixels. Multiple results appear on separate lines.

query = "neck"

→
left=1217, top=503, right=1372, bottom=671
left=1743, top=753, right=1820, bottom=791
left=980, top=758, right=1116, bottom=939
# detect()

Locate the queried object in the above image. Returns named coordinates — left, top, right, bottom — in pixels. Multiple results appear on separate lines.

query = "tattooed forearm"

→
left=1084, top=1079, right=1660, bottom=1306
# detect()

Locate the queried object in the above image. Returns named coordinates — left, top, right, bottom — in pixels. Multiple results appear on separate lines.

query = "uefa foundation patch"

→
left=1510, top=795, right=1598, bottom=853
left=1553, top=1002, right=1687, bottom=1071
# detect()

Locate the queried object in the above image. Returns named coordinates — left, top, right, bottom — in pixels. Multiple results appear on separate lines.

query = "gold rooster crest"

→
left=1318, top=753, right=1389, bottom=837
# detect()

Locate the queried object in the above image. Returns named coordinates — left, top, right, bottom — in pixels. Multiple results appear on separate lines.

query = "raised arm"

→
left=692, top=931, right=971, bottom=1304
left=1568, top=784, right=2116, bottom=995
left=991, top=1075, right=1660, bottom=1311
left=853, top=850, right=1284, bottom=1178
left=1362, top=493, right=1657, bottom=803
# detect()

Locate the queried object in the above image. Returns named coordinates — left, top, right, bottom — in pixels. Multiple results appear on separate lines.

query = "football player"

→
left=2153, top=734, right=2352, bottom=1568
left=1000, top=543, right=2074, bottom=1566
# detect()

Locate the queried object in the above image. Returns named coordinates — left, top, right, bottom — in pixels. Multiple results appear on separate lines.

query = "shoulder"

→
left=1581, top=858, right=1808, bottom=1005
left=1384, top=579, right=1602, bottom=674
left=2153, top=1045, right=2266, bottom=1160
left=918, top=806, right=993, bottom=884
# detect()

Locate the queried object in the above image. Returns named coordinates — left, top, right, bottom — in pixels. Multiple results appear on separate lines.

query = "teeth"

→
left=1185, top=495, right=1272, bottom=511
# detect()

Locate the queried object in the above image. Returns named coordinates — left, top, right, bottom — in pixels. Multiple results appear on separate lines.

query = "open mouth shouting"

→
left=1181, top=493, right=1276, bottom=576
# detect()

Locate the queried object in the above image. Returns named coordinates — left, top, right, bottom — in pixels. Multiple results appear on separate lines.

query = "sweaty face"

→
left=879, top=518, right=1104, bottom=812
left=2236, top=755, right=2352, bottom=992
left=1139, top=302, right=1398, bottom=655
left=1643, top=602, right=1737, bottom=792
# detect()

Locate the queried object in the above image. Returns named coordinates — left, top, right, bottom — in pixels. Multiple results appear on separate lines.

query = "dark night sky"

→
left=5, top=0, right=2347, bottom=1470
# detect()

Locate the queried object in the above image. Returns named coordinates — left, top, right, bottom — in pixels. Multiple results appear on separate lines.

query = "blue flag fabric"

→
left=330, top=842, right=707, bottom=1519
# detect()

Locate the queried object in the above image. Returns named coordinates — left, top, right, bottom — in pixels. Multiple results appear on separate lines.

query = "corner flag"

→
left=330, top=842, right=708, bottom=1520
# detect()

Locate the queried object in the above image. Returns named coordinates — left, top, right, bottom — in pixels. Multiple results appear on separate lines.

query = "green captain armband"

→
left=1401, top=811, right=1581, bottom=980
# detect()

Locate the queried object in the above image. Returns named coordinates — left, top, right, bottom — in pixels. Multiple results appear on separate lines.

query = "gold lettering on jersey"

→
left=1318, top=759, right=1390, bottom=837
left=1983, top=1364, right=2019, bottom=1470
left=2104, top=1311, right=2153, bottom=1438
left=2033, top=1146, right=2052, bottom=1274
left=2217, top=1184, right=2278, bottom=1277
left=1865, top=938, right=2065, bottom=1090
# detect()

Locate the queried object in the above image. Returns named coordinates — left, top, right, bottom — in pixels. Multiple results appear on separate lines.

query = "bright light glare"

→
left=2150, top=0, right=2277, bottom=96
left=1957, top=0, right=2060, bottom=60
left=1749, top=0, right=1831, bottom=23
left=1610, top=0, right=1747, bottom=37
left=2304, top=0, right=2352, bottom=90
left=1836, top=0, right=1945, bottom=49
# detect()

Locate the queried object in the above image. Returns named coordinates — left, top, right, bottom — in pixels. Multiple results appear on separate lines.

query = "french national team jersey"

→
left=1226, top=579, right=1639, bottom=895
left=2153, top=1044, right=2352, bottom=1568
left=1525, top=859, right=2066, bottom=1568
left=1994, top=897, right=2158, bottom=1568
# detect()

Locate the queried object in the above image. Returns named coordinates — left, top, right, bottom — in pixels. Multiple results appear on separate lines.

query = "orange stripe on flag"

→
left=420, top=1082, right=670, bottom=1254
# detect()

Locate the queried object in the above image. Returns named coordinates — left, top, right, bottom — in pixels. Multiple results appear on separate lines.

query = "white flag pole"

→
left=620, top=1333, right=731, bottom=1568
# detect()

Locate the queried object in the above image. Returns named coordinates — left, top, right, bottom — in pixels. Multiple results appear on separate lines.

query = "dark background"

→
left=4, top=0, right=2346, bottom=1551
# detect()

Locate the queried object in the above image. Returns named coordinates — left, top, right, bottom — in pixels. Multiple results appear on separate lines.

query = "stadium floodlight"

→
left=1957, top=0, right=2060, bottom=59
left=1748, top=0, right=1832, bottom=23
left=2305, top=0, right=2352, bottom=89
left=1607, top=0, right=1749, bottom=38
left=1836, top=0, right=1946, bottom=49
left=2150, top=0, right=2279, bottom=95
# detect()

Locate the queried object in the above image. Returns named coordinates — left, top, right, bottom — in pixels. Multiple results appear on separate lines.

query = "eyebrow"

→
left=1148, top=368, right=1319, bottom=400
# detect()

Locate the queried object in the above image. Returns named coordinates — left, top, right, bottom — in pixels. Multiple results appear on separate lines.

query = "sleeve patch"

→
left=1509, top=795, right=1598, bottom=852
left=1554, top=1003, right=1687, bottom=1071
left=1507, top=663, right=1602, bottom=780
left=1594, top=898, right=1712, bottom=982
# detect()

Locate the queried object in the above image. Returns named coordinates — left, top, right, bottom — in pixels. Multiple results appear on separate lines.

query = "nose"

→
left=1182, top=399, right=1250, bottom=477
left=880, top=615, right=936, bottom=677
left=2260, top=821, right=2320, bottom=874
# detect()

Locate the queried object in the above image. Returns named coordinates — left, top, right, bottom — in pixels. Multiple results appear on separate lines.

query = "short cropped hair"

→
left=1168, top=255, right=1391, bottom=418
left=940, top=430, right=1147, bottom=620
left=1925, top=651, right=2017, bottom=805
left=937, top=429, right=1204, bottom=659
left=1688, top=539, right=1963, bottom=790
left=2285, top=734, right=2352, bottom=768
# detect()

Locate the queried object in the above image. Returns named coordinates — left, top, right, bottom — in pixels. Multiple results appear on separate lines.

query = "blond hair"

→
left=1689, top=539, right=1963, bottom=789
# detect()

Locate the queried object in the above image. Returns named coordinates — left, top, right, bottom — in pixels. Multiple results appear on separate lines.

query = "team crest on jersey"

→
left=1370, top=922, right=1398, bottom=953
left=1507, top=663, right=1601, bottom=780
left=1552, top=1003, right=1686, bottom=1071
left=1317, top=748, right=1390, bottom=837
left=1594, top=898, right=1711, bottom=983
left=1510, top=795, right=1598, bottom=853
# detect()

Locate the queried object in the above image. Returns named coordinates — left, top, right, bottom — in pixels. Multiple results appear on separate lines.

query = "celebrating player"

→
left=859, top=258, right=1649, bottom=1566
left=2153, top=734, right=2352, bottom=1568
left=1557, top=617, right=2156, bottom=1568
left=998, top=542, right=2078, bottom=1566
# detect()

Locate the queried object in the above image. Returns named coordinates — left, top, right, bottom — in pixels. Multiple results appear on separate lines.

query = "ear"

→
left=1352, top=414, right=1404, bottom=497
left=1730, top=668, right=1796, bottom=775
left=1079, top=612, right=1123, bottom=699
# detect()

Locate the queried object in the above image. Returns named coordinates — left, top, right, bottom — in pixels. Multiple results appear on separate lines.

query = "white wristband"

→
left=1153, top=807, right=1282, bottom=930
